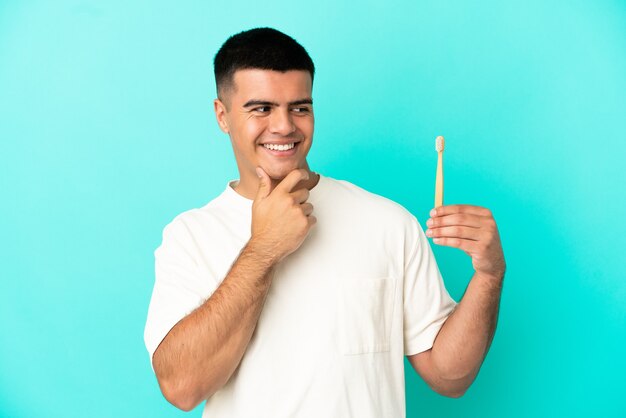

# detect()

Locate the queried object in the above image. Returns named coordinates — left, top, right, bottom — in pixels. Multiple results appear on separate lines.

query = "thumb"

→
left=255, top=167, right=272, bottom=199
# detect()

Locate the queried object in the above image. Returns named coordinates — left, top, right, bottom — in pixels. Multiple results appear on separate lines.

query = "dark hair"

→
left=214, top=27, right=315, bottom=98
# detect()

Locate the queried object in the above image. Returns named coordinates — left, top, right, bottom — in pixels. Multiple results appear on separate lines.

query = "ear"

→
left=214, top=98, right=230, bottom=134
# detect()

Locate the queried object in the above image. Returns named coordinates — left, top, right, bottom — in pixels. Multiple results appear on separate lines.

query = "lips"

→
left=263, top=142, right=295, bottom=151
left=259, top=141, right=300, bottom=156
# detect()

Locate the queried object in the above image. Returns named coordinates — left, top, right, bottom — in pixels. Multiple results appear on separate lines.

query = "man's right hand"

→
left=153, top=167, right=315, bottom=410
left=251, top=167, right=316, bottom=262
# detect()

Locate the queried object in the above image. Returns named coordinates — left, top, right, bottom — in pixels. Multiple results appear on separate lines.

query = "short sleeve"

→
left=403, top=217, right=457, bottom=356
left=143, top=218, right=215, bottom=367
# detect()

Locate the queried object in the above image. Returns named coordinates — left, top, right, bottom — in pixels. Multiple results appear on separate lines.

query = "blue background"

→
left=1, top=1, right=625, bottom=417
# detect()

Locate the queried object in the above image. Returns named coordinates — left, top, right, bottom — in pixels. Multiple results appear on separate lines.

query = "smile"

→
left=262, top=143, right=295, bottom=151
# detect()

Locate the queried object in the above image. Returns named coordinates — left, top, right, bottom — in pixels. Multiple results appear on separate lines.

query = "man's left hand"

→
left=425, top=204, right=506, bottom=281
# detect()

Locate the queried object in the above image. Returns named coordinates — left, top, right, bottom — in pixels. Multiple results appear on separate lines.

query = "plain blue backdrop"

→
left=1, top=1, right=625, bottom=417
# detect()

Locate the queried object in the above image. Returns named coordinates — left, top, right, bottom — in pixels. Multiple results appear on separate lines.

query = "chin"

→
left=267, top=170, right=290, bottom=181
left=265, top=164, right=301, bottom=180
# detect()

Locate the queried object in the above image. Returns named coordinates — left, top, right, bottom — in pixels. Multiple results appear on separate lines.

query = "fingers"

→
left=430, top=204, right=492, bottom=218
left=426, top=204, right=495, bottom=246
left=275, top=169, right=310, bottom=194
left=427, top=204, right=505, bottom=279
left=291, top=188, right=310, bottom=204
left=426, top=213, right=484, bottom=229
left=426, top=225, right=483, bottom=241
left=301, top=202, right=314, bottom=216
left=256, top=167, right=309, bottom=199
left=255, top=167, right=273, bottom=199
left=431, top=236, right=476, bottom=253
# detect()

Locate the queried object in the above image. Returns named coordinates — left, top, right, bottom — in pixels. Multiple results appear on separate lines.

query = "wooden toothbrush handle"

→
left=435, top=152, right=444, bottom=207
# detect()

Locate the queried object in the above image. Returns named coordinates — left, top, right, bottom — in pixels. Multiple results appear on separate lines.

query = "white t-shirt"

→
left=144, top=174, right=457, bottom=418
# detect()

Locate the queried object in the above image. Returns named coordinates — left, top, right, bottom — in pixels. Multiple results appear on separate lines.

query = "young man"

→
left=144, top=27, right=506, bottom=417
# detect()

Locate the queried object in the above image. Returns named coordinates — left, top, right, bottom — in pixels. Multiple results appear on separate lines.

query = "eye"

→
left=292, top=106, right=311, bottom=113
left=252, top=106, right=271, bottom=113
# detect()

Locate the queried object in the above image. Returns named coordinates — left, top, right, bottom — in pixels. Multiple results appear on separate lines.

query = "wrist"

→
left=473, top=270, right=505, bottom=287
left=247, top=236, right=283, bottom=266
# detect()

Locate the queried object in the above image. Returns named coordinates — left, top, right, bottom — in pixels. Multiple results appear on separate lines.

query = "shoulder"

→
left=318, top=176, right=422, bottom=240
left=160, top=189, right=240, bottom=240
left=323, top=176, right=416, bottom=221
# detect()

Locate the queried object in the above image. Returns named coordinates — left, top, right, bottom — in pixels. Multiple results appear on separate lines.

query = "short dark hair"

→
left=214, top=27, right=315, bottom=99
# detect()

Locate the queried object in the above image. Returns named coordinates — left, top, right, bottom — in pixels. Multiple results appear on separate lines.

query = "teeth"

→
left=263, top=143, right=295, bottom=151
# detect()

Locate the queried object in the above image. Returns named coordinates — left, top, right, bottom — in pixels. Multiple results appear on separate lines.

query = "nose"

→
left=268, top=108, right=296, bottom=136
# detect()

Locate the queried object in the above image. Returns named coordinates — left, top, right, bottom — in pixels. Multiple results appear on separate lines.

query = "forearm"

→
left=430, top=272, right=503, bottom=391
left=153, top=238, right=277, bottom=410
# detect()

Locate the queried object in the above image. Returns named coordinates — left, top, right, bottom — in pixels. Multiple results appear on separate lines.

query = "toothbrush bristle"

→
left=435, top=136, right=445, bottom=152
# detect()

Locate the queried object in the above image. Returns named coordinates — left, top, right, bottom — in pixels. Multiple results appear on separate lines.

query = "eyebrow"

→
left=242, top=98, right=313, bottom=108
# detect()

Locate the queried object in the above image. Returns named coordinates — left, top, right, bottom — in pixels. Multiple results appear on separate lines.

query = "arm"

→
left=407, top=205, right=506, bottom=398
left=152, top=168, right=315, bottom=411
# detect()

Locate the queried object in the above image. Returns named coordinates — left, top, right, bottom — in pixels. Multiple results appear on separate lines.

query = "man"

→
left=144, top=27, right=506, bottom=417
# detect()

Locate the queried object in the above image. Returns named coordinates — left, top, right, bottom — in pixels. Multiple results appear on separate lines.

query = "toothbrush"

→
left=434, top=135, right=445, bottom=208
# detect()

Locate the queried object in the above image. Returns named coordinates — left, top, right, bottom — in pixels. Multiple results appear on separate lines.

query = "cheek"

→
left=243, top=121, right=266, bottom=144
left=298, top=118, right=314, bottom=137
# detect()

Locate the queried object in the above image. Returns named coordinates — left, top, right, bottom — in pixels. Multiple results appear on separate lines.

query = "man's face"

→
left=214, top=69, right=314, bottom=191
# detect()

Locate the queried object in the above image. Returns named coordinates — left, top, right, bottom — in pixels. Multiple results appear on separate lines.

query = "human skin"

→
left=151, top=68, right=506, bottom=409
left=151, top=70, right=318, bottom=411
left=214, top=69, right=320, bottom=197
left=152, top=168, right=315, bottom=410
left=407, top=204, right=506, bottom=397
